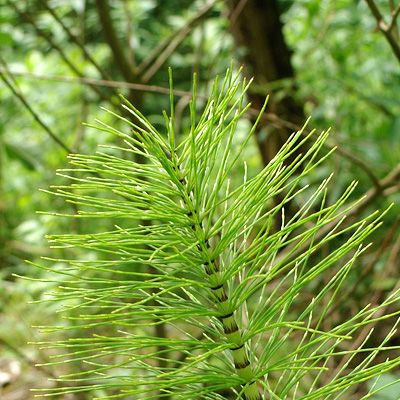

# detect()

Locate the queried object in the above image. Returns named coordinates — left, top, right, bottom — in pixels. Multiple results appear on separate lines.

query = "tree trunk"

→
left=226, top=0, right=304, bottom=166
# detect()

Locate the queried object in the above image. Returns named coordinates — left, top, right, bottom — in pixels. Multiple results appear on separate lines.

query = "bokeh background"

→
left=0, top=0, right=399, bottom=398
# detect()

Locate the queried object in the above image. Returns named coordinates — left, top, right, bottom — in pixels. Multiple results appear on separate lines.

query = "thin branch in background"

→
left=228, top=0, right=249, bottom=26
left=330, top=144, right=382, bottom=190
left=65, top=2, right=89, bottom=235
left=192, top=14, right=206, bottom=78
left=0, top=66, right=388, bottom=192
left=123, top=0, right=136, bottom=70
left=334, top=161, right=400, bottom=219
left=0, top=62, right=72, bottom=154
left=39, top=0, right=111, bottom=81
left=255, top=109, right=384, bottom=190
left=352, top=162, right=400, bottom=216
left=7, top=1, right=108, bottom=101
left=364, top=0, right=400, bottom=63
left=322, top=138, right=382, bottom=191
left=138, top=0, right=217, bottom=82
left=0, top=68, right=193, bottom=98
left=320, top=218, right=400, bottom=324
left=277, top=162, right=400, bottom=269
left=72, top=0, right=89, bottom=154
left=388, top=1, right=400, bottom=35
left=95, top=0, right=136, bottom=82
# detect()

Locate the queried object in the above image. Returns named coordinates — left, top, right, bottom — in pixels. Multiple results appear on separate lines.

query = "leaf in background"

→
left=0, top=31, right=12, bottom=45
left=367, top=373, right=400, bottom=400
left=4, top=141, right=39, bottom=170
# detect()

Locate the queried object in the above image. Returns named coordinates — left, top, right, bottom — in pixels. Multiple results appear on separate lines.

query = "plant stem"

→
left=174, top=163, right=261, bottom=400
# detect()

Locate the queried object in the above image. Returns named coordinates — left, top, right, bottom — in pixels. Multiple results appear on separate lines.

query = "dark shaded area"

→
left=227, top=0, right=305, bottom=165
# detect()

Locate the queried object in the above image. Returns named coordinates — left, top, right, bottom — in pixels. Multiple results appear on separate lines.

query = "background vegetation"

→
left=0, top=0, right=399, bottom=399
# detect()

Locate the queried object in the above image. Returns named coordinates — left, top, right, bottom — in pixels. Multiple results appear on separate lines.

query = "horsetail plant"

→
left=33, top=68, right=400, bottom=399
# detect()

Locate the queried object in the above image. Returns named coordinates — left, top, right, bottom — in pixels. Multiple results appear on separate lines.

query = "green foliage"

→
left=1, top=2, right=399, bottom=399
left=34, top=69, right=400, bottom=399
left=284, top=0, right=400, bottom=184
left=367, top=373, right=400, bottom=400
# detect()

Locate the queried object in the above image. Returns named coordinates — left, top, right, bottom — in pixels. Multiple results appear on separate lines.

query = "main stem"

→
left=175, top=164, right=261, bottom=400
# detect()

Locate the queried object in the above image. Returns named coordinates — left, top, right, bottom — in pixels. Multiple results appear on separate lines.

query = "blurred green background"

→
left=0, top=0, right=399, bottom=398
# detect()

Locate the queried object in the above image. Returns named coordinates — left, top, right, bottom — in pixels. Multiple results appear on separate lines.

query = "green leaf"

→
left=4, top=141, right=39, bottom=170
